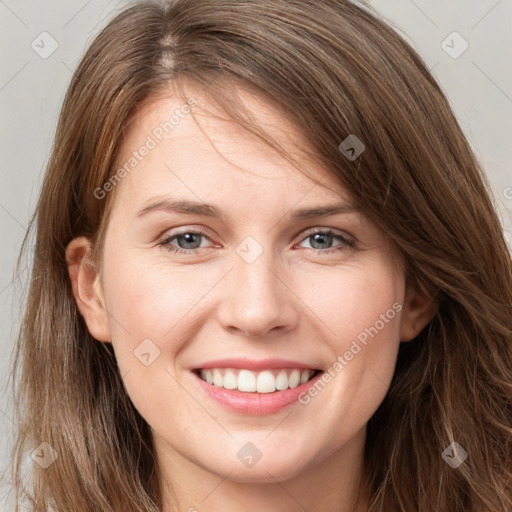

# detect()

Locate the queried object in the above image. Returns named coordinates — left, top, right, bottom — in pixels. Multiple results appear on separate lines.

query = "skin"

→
left=66, top=83, right=438, bottom=512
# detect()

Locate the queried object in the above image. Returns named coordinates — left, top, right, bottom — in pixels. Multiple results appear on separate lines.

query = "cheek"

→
left=104, top=248, right=403, bottom=367
left=299, top=261, right=403, bottom=405
left=103, top=253, right=208, bottom=339
left=100, top=255, right=205, bottom=421
left=300, top=260, right=403, bottom=345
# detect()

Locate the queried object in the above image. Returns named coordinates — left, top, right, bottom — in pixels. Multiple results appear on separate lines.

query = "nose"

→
left=216, top=249, right=299, bottom=339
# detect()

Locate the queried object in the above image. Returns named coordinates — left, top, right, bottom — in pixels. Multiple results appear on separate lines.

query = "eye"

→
left=158, top=230, right=213, bottom=254
left=157, top=228, right=355, bottom=255
left=296, top=229, right=355, bottom=254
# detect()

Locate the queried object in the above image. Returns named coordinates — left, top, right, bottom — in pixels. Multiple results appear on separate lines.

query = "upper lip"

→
left=193, top=358, right=322, bottom=371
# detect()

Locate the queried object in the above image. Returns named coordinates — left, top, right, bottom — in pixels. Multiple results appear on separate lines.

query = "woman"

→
left=7, top=0, right=512, bottom=511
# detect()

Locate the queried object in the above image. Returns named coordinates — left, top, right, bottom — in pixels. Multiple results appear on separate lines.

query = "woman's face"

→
left=69, top=84, right=432, bottom=487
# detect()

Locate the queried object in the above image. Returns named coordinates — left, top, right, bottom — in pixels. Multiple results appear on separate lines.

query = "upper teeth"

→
left=199, top=368, right=316, bottom=393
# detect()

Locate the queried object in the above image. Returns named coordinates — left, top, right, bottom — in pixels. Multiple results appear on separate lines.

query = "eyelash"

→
left=157, top=228, right=356, bottom=255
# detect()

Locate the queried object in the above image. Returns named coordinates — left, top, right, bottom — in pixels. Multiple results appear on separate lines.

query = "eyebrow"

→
left=136, top=198, right=358, bottom=221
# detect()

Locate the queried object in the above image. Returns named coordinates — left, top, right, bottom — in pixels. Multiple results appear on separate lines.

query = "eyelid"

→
left=158, top=225, right=354, bottom=245
left=157, top=225, right=356, bottom=255
left=298, top=226, right=355, bottom=243
left=158, top=225, right=215, bottom=241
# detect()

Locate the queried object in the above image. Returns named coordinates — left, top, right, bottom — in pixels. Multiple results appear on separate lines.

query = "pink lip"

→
left=191, top=369, right=324, bottom=415
left=192, top=358, right=320, bottom=371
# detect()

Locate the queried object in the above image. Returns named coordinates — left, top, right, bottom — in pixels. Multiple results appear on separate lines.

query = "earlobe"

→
left=66, top=236, right=111, bottom=342
left=399, top=284, right=439, bottom=342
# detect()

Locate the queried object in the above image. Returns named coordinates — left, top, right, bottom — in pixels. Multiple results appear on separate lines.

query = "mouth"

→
left=192, top=367, right=323, bottom=394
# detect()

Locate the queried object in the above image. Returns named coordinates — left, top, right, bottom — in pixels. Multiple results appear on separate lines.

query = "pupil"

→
left=311, top=233, right=332, bottom=249
left=179, top=233, right=200, bottom=249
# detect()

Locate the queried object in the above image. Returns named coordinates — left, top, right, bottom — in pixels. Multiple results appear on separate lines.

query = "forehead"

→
left=109, top=83, right=352, bottom=215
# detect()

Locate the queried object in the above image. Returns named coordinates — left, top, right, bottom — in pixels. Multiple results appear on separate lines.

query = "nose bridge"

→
left=217, top=239, right=297, bottom=337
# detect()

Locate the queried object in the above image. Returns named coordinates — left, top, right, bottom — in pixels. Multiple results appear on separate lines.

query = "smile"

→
left=194, top=368, right=321, bottom=393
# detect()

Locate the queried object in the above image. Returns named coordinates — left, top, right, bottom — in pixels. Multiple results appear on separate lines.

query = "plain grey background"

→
left=1, top=0, right=511, bottom=506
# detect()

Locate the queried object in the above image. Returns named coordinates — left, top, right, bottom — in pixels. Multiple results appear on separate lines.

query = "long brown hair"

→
left=6, top=0, right=512, bottom=510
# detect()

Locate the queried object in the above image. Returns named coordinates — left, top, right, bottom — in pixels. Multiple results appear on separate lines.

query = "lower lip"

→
left=191, top=370, right=324, bottom=415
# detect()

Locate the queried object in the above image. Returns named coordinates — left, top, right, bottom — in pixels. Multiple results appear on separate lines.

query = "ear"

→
left=66, top=236, right=111, bottom=342
left=399, top=283, right=439, bottom=342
